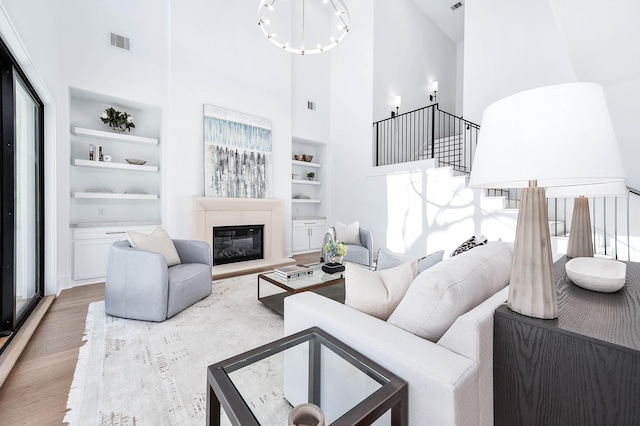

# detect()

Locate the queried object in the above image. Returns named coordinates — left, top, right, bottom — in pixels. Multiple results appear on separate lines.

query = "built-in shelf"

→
left=292, top=179, right=321, bottom=185
left=292, top=160, right=321, bottom=168
left=73, top=126, right=159, bottom=146
left=74, top=158, right=158, bottom=172
left=73, top=192, right=158, bottom=200
left=292, top=199, right=322, bottom=204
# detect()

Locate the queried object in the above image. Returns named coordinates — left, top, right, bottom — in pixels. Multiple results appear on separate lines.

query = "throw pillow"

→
left=335, top=221, right=361, bottom=245
left=387, top=241, right=512, bottom=342
left=450, top=235, right=488, bottom=257
left=127, top=226, right=182, bottom=267
left=345, top=260, right=418, bottom=321
left=376, top=248, right=444, bottom=274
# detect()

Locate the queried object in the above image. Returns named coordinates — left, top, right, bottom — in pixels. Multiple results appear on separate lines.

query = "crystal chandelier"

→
left=258, top=0, right=350, bottom=55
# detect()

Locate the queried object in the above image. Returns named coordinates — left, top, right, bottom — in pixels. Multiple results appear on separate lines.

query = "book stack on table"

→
left=274, top=264, right=313, bottom=280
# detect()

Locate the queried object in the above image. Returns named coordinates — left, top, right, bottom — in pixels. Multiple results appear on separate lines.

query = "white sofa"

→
left=283, top=242, right=512, bottom=425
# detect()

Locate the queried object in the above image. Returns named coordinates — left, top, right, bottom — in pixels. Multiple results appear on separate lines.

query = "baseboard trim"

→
left=0, top=295, right=55, bottom=389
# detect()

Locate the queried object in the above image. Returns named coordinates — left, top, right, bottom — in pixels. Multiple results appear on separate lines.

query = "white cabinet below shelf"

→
left=73, top=192, right=158, bottom=200
left=74, top=159, right=158, bottom=172
left=292, top=219, right=326, bottom=253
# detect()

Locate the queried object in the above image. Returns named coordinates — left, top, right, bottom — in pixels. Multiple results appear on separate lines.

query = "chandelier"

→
left=258, top=0, right=350, bottom=55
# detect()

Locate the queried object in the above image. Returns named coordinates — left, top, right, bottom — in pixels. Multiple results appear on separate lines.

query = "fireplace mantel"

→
left=191, top=197, right=295, bottom=277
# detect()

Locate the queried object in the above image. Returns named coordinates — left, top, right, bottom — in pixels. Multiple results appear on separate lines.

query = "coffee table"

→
left=207, top=327, right=408, bottom=425
left=257, top=263, right=345, bottom=315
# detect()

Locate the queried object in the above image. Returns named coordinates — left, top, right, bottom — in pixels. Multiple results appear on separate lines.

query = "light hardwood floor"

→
left=0, top=252, right=320, bottom=425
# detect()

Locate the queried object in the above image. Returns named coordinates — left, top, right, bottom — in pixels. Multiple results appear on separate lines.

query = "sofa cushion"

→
left=345, top=260, right=418, bottom=320
left=127, top=226, right=182, bottom=267
left=335, top=221, right=361, bottom=245
left=376, top=248, right=444, bottom=274
left=388, top=241, right=512, bottom=342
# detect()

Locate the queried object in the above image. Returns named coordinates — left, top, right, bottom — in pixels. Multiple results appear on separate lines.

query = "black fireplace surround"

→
left=212, top=225, right=264, bottom=266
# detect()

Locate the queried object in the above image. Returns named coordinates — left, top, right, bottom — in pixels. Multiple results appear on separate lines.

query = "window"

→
left=0, top=37, right=44, bottom=335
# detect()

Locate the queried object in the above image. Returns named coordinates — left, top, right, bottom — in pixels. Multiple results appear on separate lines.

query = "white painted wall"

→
left=455, top=42, right=464, bottom=117
left=463, top=0, right=577, bottom=123
left=166, top=0, right=292, bottom=246
left=372, top=0, right=457, bottom=121
left=605, top=78, right=640, bottom=189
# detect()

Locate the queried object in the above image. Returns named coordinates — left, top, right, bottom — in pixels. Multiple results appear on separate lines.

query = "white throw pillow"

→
left=334, top=221, right=361, bottom=245
left=345, top=260, right=418, bottom=321
left=127, top=226, right=182, bottom=267
left=387, top=242, right=512, bottom=342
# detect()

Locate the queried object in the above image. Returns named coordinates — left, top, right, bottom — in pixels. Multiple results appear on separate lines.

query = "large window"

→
left=0, top=37, right=44, bottom=334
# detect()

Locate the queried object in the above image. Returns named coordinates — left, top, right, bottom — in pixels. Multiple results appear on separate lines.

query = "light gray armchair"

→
left=105, top=239, right=212, bottom=322
left=324, top=227, right=374, bottom=269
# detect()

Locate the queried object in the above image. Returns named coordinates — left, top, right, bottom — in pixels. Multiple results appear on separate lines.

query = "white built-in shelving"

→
left=73, top=192, right=158, bottom=200
left=292, top=179, right=321, bottom=185
left=73, top=159, right=158, bottom=172
left=73, top=126, right=158, bottom=145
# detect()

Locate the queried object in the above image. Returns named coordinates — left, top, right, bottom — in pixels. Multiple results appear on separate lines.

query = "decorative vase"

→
left=331, top=255, right=343, bottom=264
left=288, top=403, right=327, bottom=426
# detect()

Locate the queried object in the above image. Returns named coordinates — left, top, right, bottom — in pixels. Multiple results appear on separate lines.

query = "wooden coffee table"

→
left=257, top=263, right=345, bottom=315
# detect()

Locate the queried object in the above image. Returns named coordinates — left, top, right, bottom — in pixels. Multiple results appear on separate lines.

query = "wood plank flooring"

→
left=0, top=252, right=319, bottom=425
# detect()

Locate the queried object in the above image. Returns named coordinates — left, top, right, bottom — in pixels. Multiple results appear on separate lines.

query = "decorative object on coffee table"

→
left=100, top=105, right=135, bottom=132
left=470, top=82, right=626, bottom=319
left=322, top=240, right=347, bottom=264
left=565, top=257, right=626, bottom=293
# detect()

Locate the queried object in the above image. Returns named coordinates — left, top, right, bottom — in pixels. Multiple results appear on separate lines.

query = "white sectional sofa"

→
left=283, top=242, right=512, bottom=425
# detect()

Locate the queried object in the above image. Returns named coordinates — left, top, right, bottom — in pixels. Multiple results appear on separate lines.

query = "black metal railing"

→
left=373, top=104, right=480, bottom=174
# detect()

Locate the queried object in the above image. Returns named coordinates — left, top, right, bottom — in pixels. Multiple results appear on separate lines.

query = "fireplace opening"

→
left=212, top=225, right=264, bottom=265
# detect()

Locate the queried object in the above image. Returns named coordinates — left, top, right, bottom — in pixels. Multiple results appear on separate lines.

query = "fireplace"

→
left=212, top=225, right=264, bottom=265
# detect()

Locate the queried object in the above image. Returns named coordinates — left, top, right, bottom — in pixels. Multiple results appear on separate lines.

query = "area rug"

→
left=64, top=273, right=285, bottom=425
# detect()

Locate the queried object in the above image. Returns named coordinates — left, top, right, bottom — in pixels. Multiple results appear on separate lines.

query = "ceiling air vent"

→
left=450, top=2, right=463, bottom=11
left=110, top=32, right=131, bottom=51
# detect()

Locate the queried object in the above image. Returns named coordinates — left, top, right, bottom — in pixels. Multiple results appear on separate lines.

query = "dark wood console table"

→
left=494, top=257, right=640, bottom=425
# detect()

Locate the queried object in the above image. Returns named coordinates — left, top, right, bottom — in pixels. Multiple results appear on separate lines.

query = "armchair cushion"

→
left=334, top=221, right=361, bottom=245
left=126, top=226, right=181, bottom=267
left=344, top=260, right=417, bottom=320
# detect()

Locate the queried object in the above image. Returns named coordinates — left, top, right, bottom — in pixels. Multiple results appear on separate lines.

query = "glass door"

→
left=0, top=38, right=44, bottom=335
left=14, top=76, right=40, bottom=317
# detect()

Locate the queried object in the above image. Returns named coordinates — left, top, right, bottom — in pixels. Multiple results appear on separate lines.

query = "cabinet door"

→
left=292, top=227, right=310, bottom=252
left=73, top=237, right=123, bottom=280
left=309, top=225, right=326, bottom=250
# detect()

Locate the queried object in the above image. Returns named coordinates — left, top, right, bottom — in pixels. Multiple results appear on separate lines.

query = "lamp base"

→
left=567, top=196, right=594, bottom=258
left=508, top=185, right=558, bottom=319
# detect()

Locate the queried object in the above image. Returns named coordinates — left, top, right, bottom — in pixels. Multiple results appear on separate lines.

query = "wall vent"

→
left=110, top=33, right=131, bottom=51
left=450, top=2, right=463, bottom=11
left=307, top=101, right=316, bottom=111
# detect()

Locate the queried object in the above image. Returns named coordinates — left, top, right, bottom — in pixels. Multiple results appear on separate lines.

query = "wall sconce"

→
left=429, top=81, right=439, bottom=103
left=391, top=95, right=401, bottom=118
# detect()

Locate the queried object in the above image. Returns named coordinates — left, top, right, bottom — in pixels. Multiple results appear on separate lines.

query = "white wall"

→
left=372, top=0, right=457, bottom=121
left=166, top=0, right=292, bottom=245
left=463, top=0, right=577, bottom=123
left=605, top=78, right=640, bottom=189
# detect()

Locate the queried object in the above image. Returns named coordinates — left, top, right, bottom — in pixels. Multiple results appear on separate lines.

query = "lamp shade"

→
left=545, top=180, right=628, bottom=198
left=469, top=83, right=626, bottom=189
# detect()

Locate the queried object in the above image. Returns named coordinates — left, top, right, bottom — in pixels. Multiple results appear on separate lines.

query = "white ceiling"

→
left=409, top=0, right=640, bottom=87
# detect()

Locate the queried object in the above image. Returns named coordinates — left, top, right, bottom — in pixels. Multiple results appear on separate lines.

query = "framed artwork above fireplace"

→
left=203, top=104, right=272, bottom=198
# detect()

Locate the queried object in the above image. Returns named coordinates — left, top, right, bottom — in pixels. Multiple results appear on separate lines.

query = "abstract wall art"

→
left=203, top=104, right=272, bottom=198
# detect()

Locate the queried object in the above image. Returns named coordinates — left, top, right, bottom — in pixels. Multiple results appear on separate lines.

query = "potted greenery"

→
left=100, top=106, right=135, bottom=132
left=306, top=171, right=316, bottom=181
left=323, top=240, right=347, bottom=264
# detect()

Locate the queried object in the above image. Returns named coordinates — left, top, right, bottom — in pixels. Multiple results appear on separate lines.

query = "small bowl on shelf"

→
left=125, top=159, right=147, bottom=165
left=293, top=154, right=302, bottom=161
left=303, top=154, right=313, bottom=162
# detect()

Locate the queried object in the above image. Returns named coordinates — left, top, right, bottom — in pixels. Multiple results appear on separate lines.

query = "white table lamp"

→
left=469, top=83, right=626, bottom=319
left=546, top=181, right=628, bottom=258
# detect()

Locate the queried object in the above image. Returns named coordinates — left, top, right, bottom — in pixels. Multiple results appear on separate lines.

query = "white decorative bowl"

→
left=126, top=158, right=147, bottom=165
left=565, top=257, right=626, bottom=293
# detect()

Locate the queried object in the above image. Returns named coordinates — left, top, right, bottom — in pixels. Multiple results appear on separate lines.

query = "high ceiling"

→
left=409, top=0, right=640, bottom=88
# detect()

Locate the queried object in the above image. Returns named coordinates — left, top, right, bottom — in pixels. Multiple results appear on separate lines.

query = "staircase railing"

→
left=373, top=104, right=480, bottom=174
